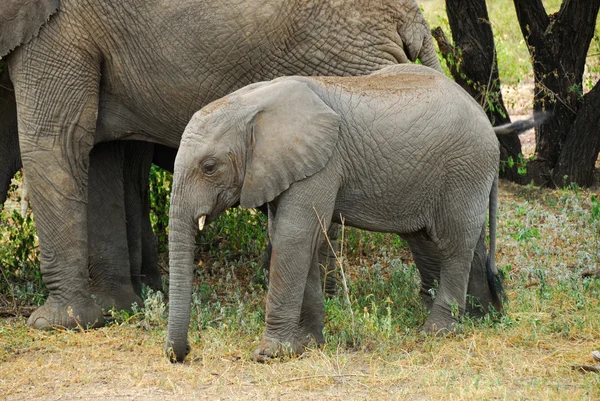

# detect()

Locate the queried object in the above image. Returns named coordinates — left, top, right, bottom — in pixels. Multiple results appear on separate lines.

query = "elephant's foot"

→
left=422, top=305, right=459, bottom=336
left=27, top=296, right=105, bottom=330
left=253, top=336, right=305, bottom=363
left=91, top=284, right=143, bottom=312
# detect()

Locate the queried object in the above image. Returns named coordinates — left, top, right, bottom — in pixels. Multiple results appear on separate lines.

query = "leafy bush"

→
left=0, top=174, right=45, bottom=306
left=148, top=165, right=172, bottom=253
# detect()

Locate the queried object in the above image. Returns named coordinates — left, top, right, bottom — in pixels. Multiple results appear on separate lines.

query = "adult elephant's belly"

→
left=94, top=90, right=196, bottom=148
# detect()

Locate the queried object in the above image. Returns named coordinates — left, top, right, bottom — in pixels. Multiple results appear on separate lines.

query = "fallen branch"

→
left=0, top=306, right=36, bottom=318
left=279, top=373, right=369, bottom=384
left=572, top=365, right=600, bottom=373
left=581, top=268, right=600, bottom=278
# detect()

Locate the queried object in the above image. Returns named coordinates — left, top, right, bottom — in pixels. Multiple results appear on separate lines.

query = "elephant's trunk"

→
left=165, top=183, right=198, bottom=363
left=398, top=2, right=442, bottom=73
left=417, top=28, right=442, bottom=72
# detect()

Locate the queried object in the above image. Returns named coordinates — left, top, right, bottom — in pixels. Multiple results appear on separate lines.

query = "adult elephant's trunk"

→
left=417, top=28, right=442, bottom=72
left=398, top=1, right=442, bottom=73
left=165, top=182, right=198, bottom=363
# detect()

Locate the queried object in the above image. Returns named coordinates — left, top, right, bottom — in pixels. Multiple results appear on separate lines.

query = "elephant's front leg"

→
left=254, top=187, right=335, bottom=362
left=88, top=142, right=142, bottom=311
left=10, top=45, right=104, bottom=329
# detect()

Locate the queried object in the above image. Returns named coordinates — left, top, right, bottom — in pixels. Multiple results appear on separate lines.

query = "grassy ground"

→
left=2, top=1, right=600, bottom=400
left=1, top=181, right=600, bottom=400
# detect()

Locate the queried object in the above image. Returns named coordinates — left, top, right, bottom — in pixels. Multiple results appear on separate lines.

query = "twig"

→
left=0, top=306, right=36, bottom=317
left=535, top=81, right=577, bottom=114
left=313, top=207, right=354, bottom=328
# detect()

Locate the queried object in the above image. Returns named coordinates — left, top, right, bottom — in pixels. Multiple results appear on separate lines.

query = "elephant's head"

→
left=165, top=79, right=340, bottom=362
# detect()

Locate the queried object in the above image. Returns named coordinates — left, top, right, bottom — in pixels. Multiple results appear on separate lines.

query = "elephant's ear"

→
left=239, top=79, right=341, bottom=208
left=1, top=0, right=60, bottom=57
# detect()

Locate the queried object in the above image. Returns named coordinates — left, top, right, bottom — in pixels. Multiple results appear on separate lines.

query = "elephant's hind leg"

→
left=88, top=142, right=142, bottom=312
left=123, top=141, right=162, bottom=294
left=405, top=233, right=442, bottom=311
left=465, top=225, right=502, bottom=317
left=421, top=215, right=484, bottom=335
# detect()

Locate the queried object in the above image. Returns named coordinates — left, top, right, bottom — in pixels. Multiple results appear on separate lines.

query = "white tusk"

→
left=198, top=215, right=206, bottom=231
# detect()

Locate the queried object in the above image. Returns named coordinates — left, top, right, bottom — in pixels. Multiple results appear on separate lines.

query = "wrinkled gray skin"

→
left=0, top=62, right=167, bottom=298
left=168, top=64, right=502, bottom=362
left=0, top=100, right=165, bottom=308
left=2, top=0, right=441, bottom=329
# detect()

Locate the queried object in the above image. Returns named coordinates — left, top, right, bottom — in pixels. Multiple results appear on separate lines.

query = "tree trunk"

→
left=552, top=80, right=600, bottom=187
left=513, top=0, right=600, bottom=187
left=432, top=0, right=523, bottom=182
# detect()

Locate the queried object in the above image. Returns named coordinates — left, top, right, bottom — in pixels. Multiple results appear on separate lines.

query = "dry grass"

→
left=1, top=316, right=599, bottom=400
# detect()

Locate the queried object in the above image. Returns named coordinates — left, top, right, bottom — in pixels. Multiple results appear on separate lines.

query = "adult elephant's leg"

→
left=123, top=141, right=161, bottom=294
left=140, top=182, right=162, bottom=291
left=0, top=68, right=21, bottom=206
left=88, top=142, right=142, bottom=311
left=9, top=45, right=104, bottom=329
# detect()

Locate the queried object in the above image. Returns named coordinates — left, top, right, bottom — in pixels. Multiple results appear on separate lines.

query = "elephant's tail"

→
left=493, top=112, right=549, bottom=136
left=486, top=175, right=505, bottom=311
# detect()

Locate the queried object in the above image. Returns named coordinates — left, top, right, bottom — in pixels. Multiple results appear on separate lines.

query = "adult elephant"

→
left=0, top=65, right=168, bottom=302
left=2, top=0, right=441, bottom=329
left=1, top=66, right=170, bottom=305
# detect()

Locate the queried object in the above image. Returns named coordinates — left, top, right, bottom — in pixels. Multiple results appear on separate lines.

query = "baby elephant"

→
left=166, top=64, right=502, bottom=363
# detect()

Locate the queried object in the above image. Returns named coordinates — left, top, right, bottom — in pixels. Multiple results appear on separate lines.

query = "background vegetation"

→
left=1, top=0, right=600, bottom=399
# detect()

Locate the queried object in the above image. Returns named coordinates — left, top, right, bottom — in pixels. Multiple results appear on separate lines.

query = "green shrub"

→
left=0, top=174, right=45, bottom=306
left=148, top=165, right=172, bottom=253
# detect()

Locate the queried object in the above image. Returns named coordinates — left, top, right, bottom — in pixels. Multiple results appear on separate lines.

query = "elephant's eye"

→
left=201, top=159, right=218, bottom=176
